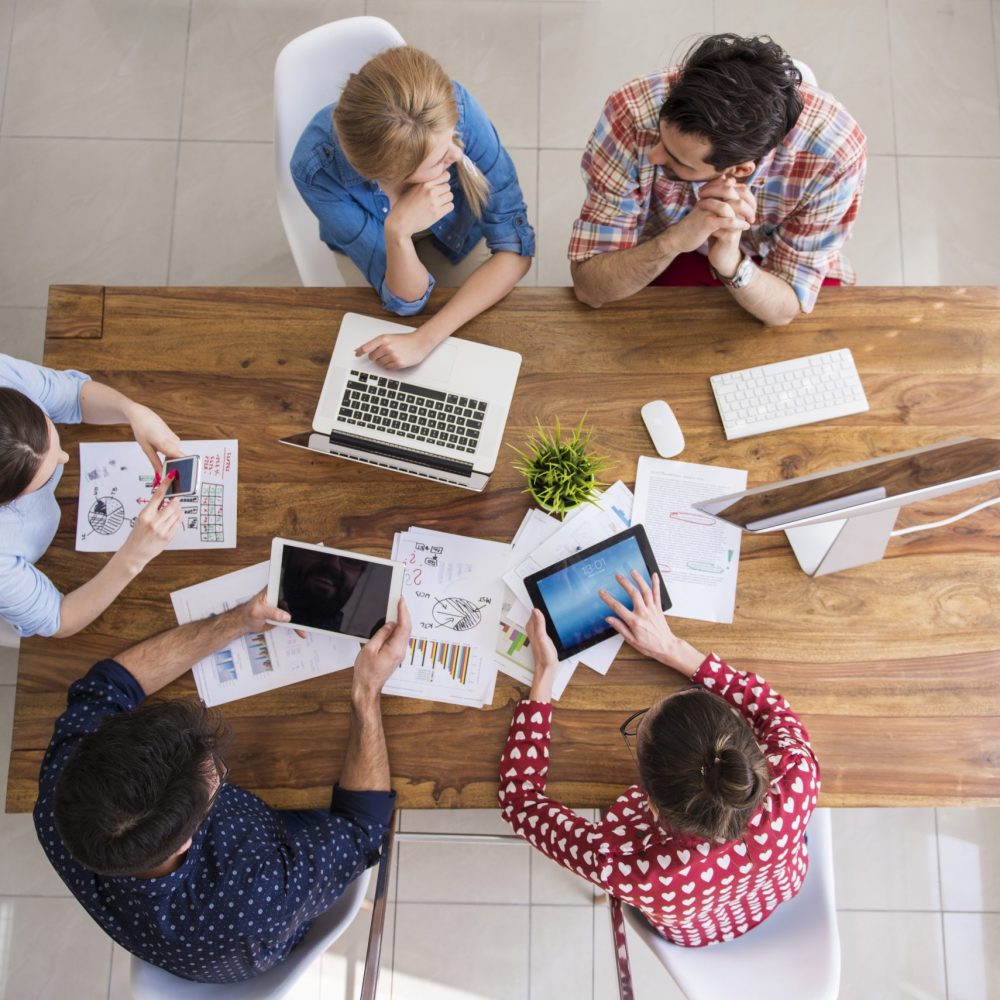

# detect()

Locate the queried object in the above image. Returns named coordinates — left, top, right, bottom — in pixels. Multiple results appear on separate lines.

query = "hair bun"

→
left=701, top=744, right=759, bottom=809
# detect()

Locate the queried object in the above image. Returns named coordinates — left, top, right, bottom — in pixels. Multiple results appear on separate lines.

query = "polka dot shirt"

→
left=33, top=660, right=395, bottom=983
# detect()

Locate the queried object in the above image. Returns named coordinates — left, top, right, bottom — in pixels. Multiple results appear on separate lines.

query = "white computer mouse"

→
left=641, top=400, right=685, bottom=458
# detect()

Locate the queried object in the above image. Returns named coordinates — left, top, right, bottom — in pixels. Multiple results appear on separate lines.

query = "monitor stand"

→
left=783, top=508, right=900, bottom=577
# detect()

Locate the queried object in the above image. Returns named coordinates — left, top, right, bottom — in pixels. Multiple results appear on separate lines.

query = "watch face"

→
left=733, top=255, right=755, bottom=288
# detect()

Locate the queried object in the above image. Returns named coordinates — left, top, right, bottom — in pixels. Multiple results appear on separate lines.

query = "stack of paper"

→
left=171, top=561, right=360, bottom=707
left=171, top=467, right=747, bottom=712
left=385, top=527, right=509, bottom=707
left=494, top=480, right=636, bottom=698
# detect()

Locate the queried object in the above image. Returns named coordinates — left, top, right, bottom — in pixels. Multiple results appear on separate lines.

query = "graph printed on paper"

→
left=77, top=440, right=237, bottom=551
left=397, top=537, right=496, bottom=646
left=405, top=637, right=477, bottom=686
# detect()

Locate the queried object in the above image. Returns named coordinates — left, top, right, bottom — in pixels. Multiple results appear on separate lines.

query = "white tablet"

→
left=266, top=538, right=404, bottom=641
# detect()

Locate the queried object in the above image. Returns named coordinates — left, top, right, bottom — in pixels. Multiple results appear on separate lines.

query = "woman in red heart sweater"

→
left=497, top=569, right=819, bottom=948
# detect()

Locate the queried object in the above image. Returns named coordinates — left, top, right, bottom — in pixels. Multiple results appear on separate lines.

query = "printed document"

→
left=385, top=527, right=507, bottom=708
left=77, top=440, right=237, bottom=551
left=172, top=561, right=359, bottom=707
left=632, top=457, right=747, bottom=624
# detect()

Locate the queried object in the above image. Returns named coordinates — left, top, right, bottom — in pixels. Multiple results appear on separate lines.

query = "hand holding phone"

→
left=160, top=455, right=201, bottom=497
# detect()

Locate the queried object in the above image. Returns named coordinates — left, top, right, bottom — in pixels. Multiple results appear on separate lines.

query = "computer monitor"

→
left=695, top=437, right=1000, bottom=577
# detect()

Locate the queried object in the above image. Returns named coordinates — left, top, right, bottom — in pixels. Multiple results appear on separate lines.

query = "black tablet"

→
left=524, top=525, right=671, bottom=659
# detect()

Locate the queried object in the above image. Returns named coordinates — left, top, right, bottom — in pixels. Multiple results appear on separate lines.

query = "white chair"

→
left=273, top=16, right=405, bottom=287
left=130, top=861, right=384, bottom=999
left=612, top=808, right=839, bottom=1000
left=0, top=619, right=19, bottom=650
left=125, top=813, right=521, bottom=999
left=793, top=58, right=818, bottom=87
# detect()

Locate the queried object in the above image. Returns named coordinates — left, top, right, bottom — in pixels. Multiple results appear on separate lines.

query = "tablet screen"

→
left=533, top=533, right=663, bottom=653
left=276, top=546, right=394, bottom=639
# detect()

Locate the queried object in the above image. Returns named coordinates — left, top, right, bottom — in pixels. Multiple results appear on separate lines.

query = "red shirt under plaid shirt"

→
left=569, top=70, right=867, bottom=313
left=498, top=655, right=820, bottom=947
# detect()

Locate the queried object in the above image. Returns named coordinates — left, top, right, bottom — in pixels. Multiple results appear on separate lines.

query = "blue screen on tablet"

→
left=534, top=535, right=653, bottom=650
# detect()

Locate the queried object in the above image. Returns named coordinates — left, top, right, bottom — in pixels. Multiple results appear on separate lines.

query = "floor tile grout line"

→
left=536, top=0, right=541, bottom=152
left=0, top=134, right=276, bottom=144
left=836, top=907, right=978, bottom=914
left=941, top=912, right=952, bottom=1000
left=935, top=808, right=950, bottom=1000
left=0, top=894, right=80, bottom=900
left=535, top=0, right=542, bottom=290
left=591, top=885, right=598, bottom=1000
left=991, top=1, right=1000, bottom=128
left=1, top=134, right=999, bottom=160
left=105, top=939, right=114, bottom=1000
left=933, top=808, right=945, bottom=911
left=165, top=0, right=194, bottom=287
left=376, top=899, right=1000, bottom=913
left=0, top=0, right=18, bottom=134
left=527, top=848, right=534, bottom=999
left=388, top=808, right=402, bottom=1000
left=884, top=0, right=906, bottom=283
left=392, top=900, right=605, bottom=908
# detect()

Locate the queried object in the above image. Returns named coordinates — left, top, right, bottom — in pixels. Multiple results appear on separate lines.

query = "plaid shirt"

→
left=569, top=71, right=867, bottom=313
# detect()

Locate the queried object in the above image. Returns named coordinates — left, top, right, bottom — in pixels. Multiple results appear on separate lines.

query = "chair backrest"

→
left=792, top=58, right=818, bottom=88
left=129, top=867, right=371, bottom=999
left=273, top=17, right=405, bottom=286
left=622, top=808, right=839, bottom=1000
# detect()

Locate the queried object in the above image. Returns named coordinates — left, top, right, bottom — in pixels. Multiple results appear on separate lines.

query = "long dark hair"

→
left=660, top=34, right=804, bottom=170
left=53, top=699, right=231, bottom=877
left=0, top=388, right=49, bottom=505
left=637, top=688, right=769, bottom=841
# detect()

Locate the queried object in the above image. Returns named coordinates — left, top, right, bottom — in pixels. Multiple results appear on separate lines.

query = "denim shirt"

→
left=291, top=81, right=535, bottom=316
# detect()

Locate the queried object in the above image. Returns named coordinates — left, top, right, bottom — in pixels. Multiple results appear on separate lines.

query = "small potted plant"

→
left=512, top=416, right=607, bottom=518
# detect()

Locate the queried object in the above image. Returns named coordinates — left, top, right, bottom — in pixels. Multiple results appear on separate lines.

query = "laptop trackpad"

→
left=352, top=335, right=458, bottom=386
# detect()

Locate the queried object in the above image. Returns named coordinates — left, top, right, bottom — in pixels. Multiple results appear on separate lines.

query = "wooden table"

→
left=7, top=284, right=1000, bottom=812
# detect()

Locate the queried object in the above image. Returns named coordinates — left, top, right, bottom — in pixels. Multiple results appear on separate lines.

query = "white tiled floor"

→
left=1, top=1, right=999, bottom=998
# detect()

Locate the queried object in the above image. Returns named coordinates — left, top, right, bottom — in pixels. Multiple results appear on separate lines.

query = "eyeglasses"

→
left=620, top=708, right=649, bottom=760
left=205, top=756, right=230, bottom=815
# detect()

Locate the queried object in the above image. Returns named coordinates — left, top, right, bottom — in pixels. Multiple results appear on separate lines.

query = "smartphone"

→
left=162, top=455, right=201, bottom=497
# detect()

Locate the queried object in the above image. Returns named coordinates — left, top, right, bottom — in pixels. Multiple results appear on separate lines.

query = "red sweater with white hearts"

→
left=497, top=655, right=820, bottom=947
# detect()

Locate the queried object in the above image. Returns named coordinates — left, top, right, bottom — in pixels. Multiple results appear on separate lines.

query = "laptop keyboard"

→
left=339, top=370, right=488, bottom=454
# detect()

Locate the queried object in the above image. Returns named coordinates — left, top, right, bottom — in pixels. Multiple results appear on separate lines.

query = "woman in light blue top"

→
left=0, top=355, right=185, bottom=638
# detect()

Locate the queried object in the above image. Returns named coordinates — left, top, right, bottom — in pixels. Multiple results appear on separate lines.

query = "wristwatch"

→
left=713, top=253, right=756, bottom=289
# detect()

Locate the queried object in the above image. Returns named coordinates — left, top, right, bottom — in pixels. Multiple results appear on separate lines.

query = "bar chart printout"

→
left=407, top=637, right=472, bottom=685
left=386, top=525, right=507, bottom=707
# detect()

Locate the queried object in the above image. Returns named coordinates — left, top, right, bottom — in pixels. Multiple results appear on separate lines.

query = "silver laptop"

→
left=280, top=313, right=521, bottom=492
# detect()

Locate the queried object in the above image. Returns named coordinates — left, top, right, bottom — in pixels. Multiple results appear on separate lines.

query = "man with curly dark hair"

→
left=569, top=34, right=867, bottom=326
left=33, top=589, right=410, bottom=983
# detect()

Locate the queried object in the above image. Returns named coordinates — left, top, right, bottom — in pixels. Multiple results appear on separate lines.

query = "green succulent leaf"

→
left=509, top=414, right=607, bottom=518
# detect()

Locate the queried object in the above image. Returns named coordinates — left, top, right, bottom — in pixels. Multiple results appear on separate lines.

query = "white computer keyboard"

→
left=710, top=348, right=869, bottom=440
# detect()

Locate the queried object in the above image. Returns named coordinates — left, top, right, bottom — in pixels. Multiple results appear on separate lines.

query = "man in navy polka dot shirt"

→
left=33, top=589, right=410, bottom=983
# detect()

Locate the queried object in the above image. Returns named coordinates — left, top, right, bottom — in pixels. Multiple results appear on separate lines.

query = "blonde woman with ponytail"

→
left=292, top=46, right=534, bottom=369
left=499, top=569, right=821, bottom=949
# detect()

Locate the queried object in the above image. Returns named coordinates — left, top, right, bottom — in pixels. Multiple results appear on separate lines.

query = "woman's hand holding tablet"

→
left=523, top=525, right=671, bottom=659
left=266, top=538, right=405, bottom=642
